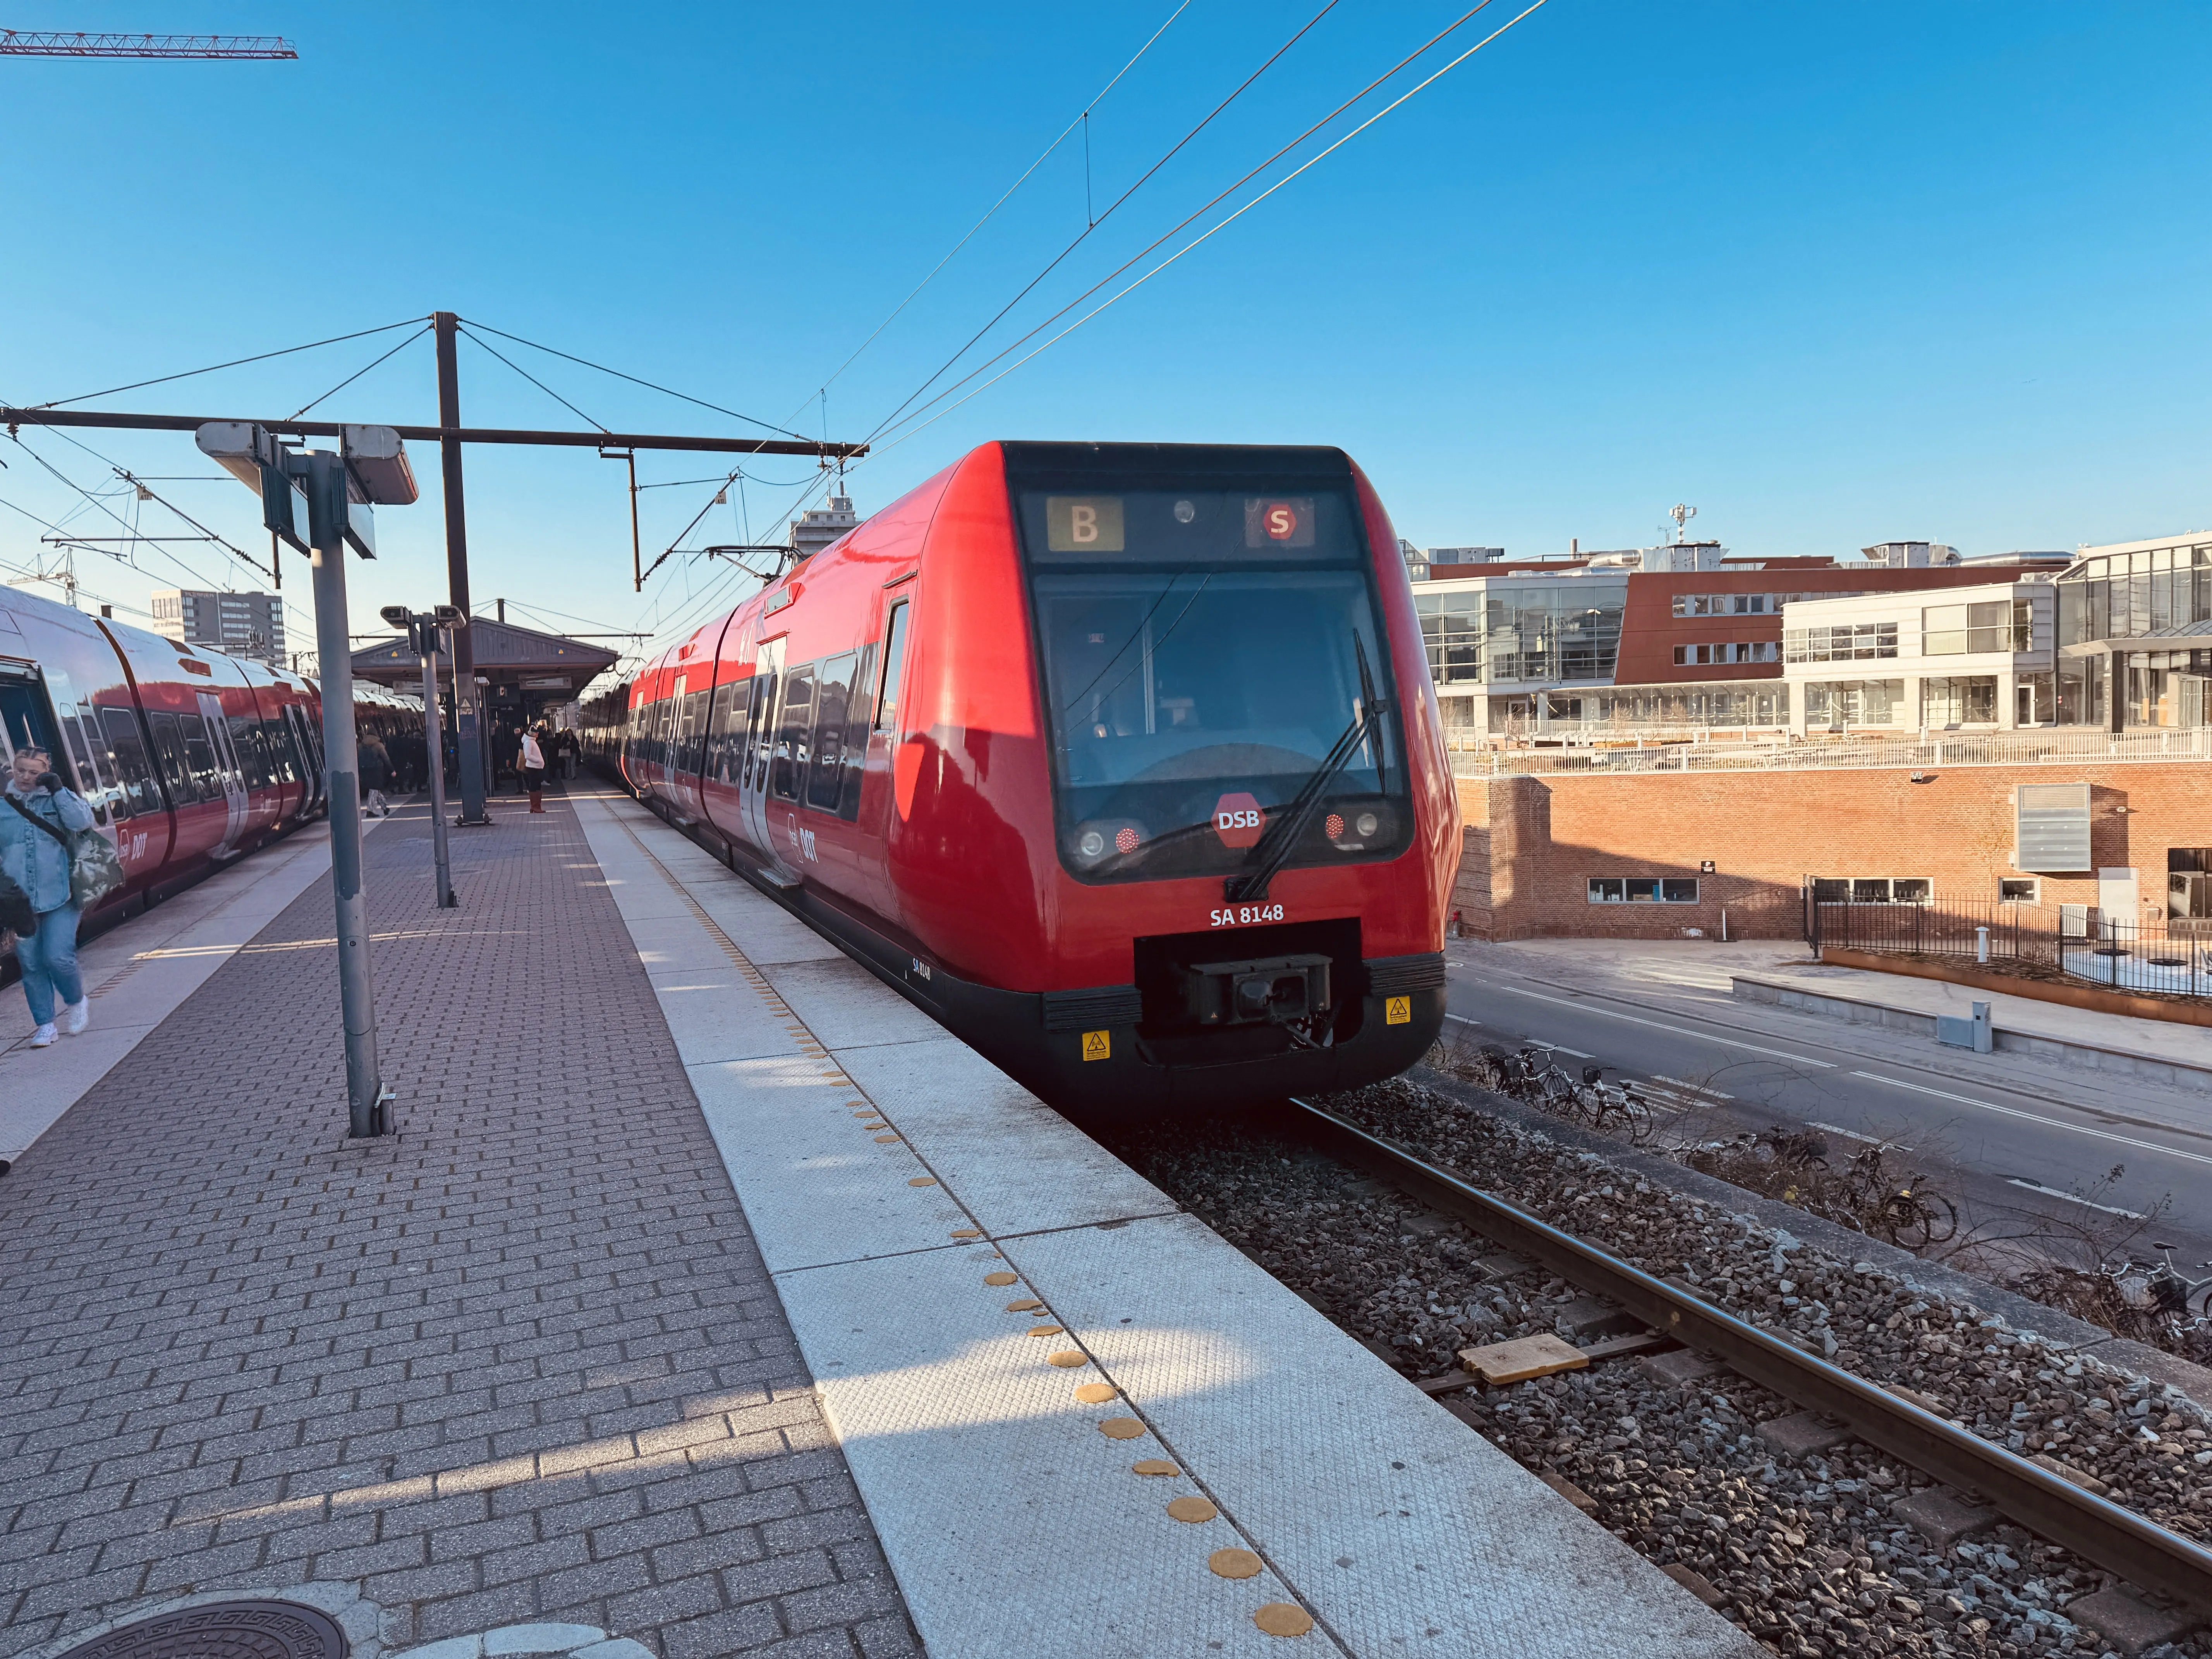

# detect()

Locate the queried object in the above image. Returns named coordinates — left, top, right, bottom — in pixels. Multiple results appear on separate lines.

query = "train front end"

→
left=905, top=441, right=1460, bottom=1118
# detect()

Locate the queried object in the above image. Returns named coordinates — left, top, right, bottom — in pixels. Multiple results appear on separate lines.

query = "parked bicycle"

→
left=2102, top=1243, right=2212, bottom=1336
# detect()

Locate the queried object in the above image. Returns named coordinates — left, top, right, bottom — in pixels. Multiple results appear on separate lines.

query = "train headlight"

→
left=1071, top=819, right=1145, bottom=868
left=1327, top=803, right=1391, bottom=852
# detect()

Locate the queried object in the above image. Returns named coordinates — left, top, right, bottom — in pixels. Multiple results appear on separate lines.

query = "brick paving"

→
left=0, top=790, right=919, bottom=1659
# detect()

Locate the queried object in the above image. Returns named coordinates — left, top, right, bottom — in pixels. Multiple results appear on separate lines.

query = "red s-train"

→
left=0, top=582, right=412, bottom=949
left=591, top=441, right=1460, bottom=1114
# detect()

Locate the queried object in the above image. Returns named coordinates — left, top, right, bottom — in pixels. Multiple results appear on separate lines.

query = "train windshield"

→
left=1018, top=483, right=1412, bottom=885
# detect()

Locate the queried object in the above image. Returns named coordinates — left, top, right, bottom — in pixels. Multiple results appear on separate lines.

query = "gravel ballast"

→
left=1097, top=1078, right=2212, bottom=1659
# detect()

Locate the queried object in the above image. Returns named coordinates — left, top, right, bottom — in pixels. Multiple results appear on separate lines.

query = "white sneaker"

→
left=28, top=1024, right=56, bottom=1048
left=63, top=999, right=89, bottom=1036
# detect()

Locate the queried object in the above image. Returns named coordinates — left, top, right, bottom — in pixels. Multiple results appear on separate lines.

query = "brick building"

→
left=1449, top=757, right=2212, bottom=942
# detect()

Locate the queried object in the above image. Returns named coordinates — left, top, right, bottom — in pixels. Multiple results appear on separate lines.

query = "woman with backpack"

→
left=0, top=744, right=96, bottom=1048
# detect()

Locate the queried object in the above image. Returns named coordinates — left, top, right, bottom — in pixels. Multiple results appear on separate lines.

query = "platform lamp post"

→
left=198, top=420, right=419, bottom=1139
left=380, top=603, right=463, bottom=910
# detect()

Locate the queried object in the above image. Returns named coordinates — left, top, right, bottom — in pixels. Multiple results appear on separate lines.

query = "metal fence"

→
left=1451, top=725, right=2212, bottom=778
left=1806, top=896, right=2212, bottom=1000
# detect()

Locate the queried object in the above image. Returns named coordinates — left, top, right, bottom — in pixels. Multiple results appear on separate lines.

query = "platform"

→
left=0, top=783, right=1759, bottom=1659
left=572, top=790, right=1758, bottom=1658
left=0, top=792, right=914, bottom=1659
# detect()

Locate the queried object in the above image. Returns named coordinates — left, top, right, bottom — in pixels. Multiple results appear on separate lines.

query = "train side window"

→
left=685, top=689, right=711, bottom=775
left=231, top=716, right=272, bottom=790
left=772, top=665, right=816, bottom=801
left=806, top=653, right=857, bottom=811
left=146, top=712, right=200, bottom=805
left=837, top=643, right=876, bottom=822
left=98, top=707, right=163, bottom=818
left=874, top=601, right=910, bottom=733
left=745, top=673, right=776, bottom=791
left=707, top=678, right=749, bottom=786
left=54, top=707, right=113, bottom=824
left=179, top=714, right=222, bottom=799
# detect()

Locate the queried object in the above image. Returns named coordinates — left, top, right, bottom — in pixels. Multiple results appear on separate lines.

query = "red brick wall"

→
left=1452, top=764, right=2212, bottom=941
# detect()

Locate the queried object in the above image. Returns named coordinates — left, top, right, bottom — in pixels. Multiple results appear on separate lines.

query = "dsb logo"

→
left=1212, top=791, right=1266, bottom=849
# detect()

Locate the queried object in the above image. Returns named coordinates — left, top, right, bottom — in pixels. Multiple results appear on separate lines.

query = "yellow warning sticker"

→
left=1082, top=1030, right=1111, bottom=1061
left=1385, top=995, right=1411, bottom=1026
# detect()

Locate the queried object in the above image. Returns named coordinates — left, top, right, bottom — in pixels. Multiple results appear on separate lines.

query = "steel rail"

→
left=1286, top=1096, right=2212, bottom=1619
left=0, top=407, right=864, bottom=459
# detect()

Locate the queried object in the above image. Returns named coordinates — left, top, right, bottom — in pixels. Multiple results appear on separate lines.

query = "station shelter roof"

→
left=350, top=617, right=619, bottom=702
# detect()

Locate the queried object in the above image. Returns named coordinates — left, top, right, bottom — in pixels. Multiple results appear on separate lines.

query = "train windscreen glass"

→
left=1017, top=486, right=1412, bottom=885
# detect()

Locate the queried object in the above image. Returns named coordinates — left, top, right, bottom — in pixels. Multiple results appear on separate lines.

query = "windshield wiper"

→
left=1224, top=632, right=1388, bottom=904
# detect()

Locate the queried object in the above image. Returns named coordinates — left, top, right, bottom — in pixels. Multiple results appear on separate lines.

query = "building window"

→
left=1587, top=876, right=1700, bottom=904
left=1783, top=622, right=1899, bottom=663
left=1804, top=679, right=1907, bottom=726
left=2170, top=848, right=2212, bottom=921
left=1999, top=878, right=2040, bottom=902
left=1815, top=877, right=1933, bottom=903
left=1923, top=675, right=1998, bottom=725
left=1673, top=642, right=1778, bottom=666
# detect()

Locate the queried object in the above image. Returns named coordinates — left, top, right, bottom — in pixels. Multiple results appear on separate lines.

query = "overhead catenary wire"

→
left=29, top=317, right=426, bottom=410
left=863, top=0, right=1343, bottom=448
left=869, top=0, right=1546, bottom=455
left=290, top=323, right=434, bottom=421
left=458, top=317, right=811, bottom=441
left=802, top=0, right=1195, bottom=412
left=455, top=325, right=611, bottom=434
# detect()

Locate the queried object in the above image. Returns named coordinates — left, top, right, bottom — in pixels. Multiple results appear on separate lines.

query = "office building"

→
left=148, top=589, right=285, bottom=666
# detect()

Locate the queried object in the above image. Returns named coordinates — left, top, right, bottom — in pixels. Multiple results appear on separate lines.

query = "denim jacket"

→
left=0, top=781, right=96, bottom=914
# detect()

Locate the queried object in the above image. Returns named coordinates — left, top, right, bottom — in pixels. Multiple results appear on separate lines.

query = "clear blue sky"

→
left=4, top=2, right=2208, bottom=670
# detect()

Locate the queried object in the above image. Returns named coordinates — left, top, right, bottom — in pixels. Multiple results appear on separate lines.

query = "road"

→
left=1442, top=951, right=2212, bottom=1278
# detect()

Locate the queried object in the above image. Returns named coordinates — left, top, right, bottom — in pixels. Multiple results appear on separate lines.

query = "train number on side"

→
left=1209, top=903, right=1285, bottom=928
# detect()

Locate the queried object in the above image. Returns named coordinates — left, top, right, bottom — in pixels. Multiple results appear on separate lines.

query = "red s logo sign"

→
left=1266, top=505, right=1297, bottom=540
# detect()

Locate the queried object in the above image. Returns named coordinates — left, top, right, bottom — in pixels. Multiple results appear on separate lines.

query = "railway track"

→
left=1283, top=1094, right=2212, bottom=1631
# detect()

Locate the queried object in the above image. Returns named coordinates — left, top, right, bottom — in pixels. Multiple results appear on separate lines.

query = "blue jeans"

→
left=16, top=902, right=82, bottom=1027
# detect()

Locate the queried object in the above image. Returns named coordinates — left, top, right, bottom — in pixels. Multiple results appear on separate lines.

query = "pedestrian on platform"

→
left=0, top=744, right=95, bottom=1048
left=359, top=734, right=392, bottom=818
left=520, top=725, right=548, bottom=814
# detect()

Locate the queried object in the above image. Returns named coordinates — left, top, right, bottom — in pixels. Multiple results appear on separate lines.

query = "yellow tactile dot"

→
left=1166, top=1495, right=1217, bottom=1523
left=1096, top=1417, right=1146, bottom=1440
left=909, top=1176, right=937, bottom=1187
left=1004, top=1299, right=1042, bottom=1312
left=951, top=1228, right=983, bottom=1239
left=1132, top=1458, right=1178, bottom=1477
left=1046, top=1350, right=1088, bottom=1369
left=1254, top=1604, right=1313, bottom=1638
left=1027, top=1325, right=1065, bottom=1338
left=984, top=1271, right=1019, bottom=1286
left=1209, top=1548, right=1263, bottom=1580
left=1073, top=1382, right=1117, bottom=1404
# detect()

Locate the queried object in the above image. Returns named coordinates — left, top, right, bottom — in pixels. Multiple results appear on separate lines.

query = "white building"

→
left=1780, top=579, right=2056, bottom=733
left=791, top=494, right=859, bottom=559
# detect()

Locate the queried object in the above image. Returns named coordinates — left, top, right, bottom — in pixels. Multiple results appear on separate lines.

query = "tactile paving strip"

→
left=579, top=797, right=1763, bottom=1658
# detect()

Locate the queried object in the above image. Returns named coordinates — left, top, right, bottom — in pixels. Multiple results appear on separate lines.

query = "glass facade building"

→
left=2054, top=538, right=2212, bottom=729
left=1414, top=575, right=1626, bottom=690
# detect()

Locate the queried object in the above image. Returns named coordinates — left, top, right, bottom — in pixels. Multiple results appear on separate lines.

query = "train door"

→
left=285, top=704, right=324, bottom=814
left=196, top=690, right=249, bottom=849
left=738, top=638, right=782, bottom=860
left=0, top=666, right=55, bottom=776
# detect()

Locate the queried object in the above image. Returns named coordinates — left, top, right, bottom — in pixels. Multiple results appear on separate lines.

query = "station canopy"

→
left=350, top=616, right=619, bottom=703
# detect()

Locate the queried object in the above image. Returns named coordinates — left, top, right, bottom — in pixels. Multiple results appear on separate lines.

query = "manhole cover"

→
left=52, top=1602, right=348, bottom=1659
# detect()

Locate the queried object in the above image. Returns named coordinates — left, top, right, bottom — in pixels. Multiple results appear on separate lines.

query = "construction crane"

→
left=0, top=30, right=296, bottom=58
